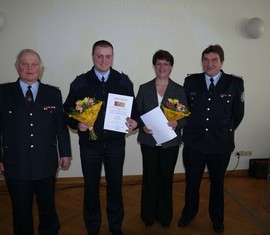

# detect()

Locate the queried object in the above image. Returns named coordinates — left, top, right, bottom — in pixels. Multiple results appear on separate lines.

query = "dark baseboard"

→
left=0, top=170, right=249, bottom=190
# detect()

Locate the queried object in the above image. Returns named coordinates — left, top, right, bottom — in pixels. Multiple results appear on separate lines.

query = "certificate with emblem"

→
left=104, top=93, right=134, bottom=133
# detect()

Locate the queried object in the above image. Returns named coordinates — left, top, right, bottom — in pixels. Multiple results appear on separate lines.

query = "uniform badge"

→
left=43, top=106, right=56, bottom=110
left=241, top=92, right=245, bottom=102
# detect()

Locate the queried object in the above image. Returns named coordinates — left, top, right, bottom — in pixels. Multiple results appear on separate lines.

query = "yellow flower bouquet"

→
left=161, top=98, right=190, bottom=121
left=68, top=97, right=102, bottom=140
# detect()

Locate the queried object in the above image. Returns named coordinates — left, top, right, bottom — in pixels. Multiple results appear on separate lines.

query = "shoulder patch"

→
left=241, top=92, right=245, bottom=102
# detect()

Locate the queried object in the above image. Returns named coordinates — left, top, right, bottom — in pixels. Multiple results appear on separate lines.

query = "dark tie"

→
left=26, top=85, right=34, bottom=103
left=101, top=77, right=105, bottom=95
left=209, top=77, right=215, bottom=93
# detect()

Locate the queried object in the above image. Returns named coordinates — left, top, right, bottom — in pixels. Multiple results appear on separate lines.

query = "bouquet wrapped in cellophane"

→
left=161, top=98, right=190, bottom=121
left=68, top=97, right=102, bottom=140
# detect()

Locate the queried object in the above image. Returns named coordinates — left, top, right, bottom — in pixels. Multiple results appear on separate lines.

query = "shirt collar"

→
left=205, top=71, right=222, bottom=85
left=19, top=79, right=39, bottom=98
left=94, top=68, right=110, bottom=82
left=205, top=71, right=222, bottom=81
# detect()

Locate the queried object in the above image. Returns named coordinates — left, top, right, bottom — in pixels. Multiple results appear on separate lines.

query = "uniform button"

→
left=30, top=123, right=33, bottom=126
left=227, top=100, right=230, bottom=103
left=30, top=134, right=34, bottom=137
left=30, top=145, right=34, bottom=148
left=207, top=108, right=210, bottom=111
left=30, top=113, right=33, bottom=116
left=208, top=98, right=211, bottom=101
left=205, top=128, right=208, bottom=131
left=206, top=118, right=209, bottom=121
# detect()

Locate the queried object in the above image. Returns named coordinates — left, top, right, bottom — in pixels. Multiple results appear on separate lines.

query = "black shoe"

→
left=213, top=224, right=224, bottom=233
left=144, top=222, right=153, bottom=227
left=177, top=217, right=190, bottom=227
left=161, top=222, right=170, bottom=228
left=110, top=230, right=124, bottom=235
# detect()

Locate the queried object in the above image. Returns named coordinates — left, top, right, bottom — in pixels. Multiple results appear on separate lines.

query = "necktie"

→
left=209, top=77, right=215, bottom=93
left=26, top=85, right=34, bottom=103
left=101, top=77, right=105, bottom=95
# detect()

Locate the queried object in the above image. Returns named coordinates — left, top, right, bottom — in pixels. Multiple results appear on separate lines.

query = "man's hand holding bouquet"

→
left=68, top=97, right=102, bottom=140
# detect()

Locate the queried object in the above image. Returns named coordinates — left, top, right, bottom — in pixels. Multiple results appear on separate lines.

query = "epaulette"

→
left=0, top=82, right=12, bottom=85
left=45, top=83, right=60, bottom=89
left=230, top=74, right=243, bottom=79
left=121, top=72, right=134, bottom=85
left=186, top=73, right=202, bottom=77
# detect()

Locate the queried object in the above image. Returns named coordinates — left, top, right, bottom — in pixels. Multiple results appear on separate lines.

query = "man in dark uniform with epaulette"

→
left=63, top=40, right=139, bottom=235
left=0, top=49, right=71, bottom=235
left=178, top=45, right=244, bottom=233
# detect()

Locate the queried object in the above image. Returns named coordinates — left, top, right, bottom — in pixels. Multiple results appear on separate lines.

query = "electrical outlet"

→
left=235, top=151, right=252, bottom=157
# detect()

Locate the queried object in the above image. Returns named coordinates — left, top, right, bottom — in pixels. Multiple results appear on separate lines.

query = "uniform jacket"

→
left=63, top=67, right=140, bottom=148
left=183, top=71, right=244, bottom=154
left=0, top=79, right=71, bottom=180
left=136, top=78, right=188, bottom=148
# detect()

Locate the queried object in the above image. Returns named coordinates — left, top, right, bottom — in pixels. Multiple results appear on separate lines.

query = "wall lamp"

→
left=0, top=12, right=4, bottom=31
left=245, top=17, right=265, bottom=39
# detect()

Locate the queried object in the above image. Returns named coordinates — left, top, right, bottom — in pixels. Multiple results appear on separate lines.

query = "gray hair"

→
left=15, top=49, right=43, bottom=69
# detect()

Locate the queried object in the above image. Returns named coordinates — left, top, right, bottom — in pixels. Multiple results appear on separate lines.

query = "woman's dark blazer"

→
left=136, top=78, right=188, bottom=148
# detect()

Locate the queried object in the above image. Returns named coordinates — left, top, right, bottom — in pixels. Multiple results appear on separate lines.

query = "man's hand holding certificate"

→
left=104, top=93, right=134, bottom=133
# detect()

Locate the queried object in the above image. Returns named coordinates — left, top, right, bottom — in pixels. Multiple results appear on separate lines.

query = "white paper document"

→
left=140, top=106, right=177, bottom=144
left=104, top=93, right=134, bottom=133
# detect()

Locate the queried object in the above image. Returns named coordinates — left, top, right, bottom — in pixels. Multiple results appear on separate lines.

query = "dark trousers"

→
left=140, top=144, right=179, bottom=226
left=5, top=176, right=59, bottom=235
left=181, top=145, right=231, bottom=225
left=80, top=144, right=125, bottom=233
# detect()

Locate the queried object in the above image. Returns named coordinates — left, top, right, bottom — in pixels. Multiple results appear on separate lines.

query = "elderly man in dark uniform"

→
left=178, top=45, right=244, bottom=233
left=0, top=49, right=71, bottom=235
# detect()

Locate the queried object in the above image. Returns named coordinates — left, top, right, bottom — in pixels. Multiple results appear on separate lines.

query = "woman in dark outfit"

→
left=136, top=50, right=188, bottom=228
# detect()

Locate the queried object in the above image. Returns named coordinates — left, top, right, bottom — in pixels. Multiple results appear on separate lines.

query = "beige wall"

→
left=0, top=0, right=270, bottom=177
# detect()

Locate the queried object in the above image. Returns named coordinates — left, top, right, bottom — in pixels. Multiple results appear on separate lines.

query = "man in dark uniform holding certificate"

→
left=64, top=40, right=139, bottom=235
